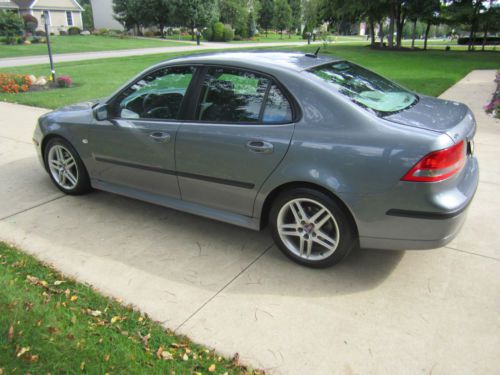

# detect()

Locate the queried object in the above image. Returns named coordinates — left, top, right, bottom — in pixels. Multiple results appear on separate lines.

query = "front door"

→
left=175, top=66, right=296, bottom=216
left=86, top=66, right=196, bottom=198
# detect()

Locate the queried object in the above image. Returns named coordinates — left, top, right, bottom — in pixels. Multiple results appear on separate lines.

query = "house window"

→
left=66, top=11, right=73, bottom=26
left=43, top=10, right=51, bottom=25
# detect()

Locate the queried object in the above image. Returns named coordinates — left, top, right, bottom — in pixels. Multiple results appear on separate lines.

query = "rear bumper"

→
left=346, top=156, right=479, bottom=251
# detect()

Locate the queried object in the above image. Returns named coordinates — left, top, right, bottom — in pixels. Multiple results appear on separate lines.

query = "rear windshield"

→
left=308, top=61, right=417, bottom=115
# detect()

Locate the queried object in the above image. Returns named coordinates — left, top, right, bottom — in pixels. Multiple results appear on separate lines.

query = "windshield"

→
left=308, top=61, right=417, bottom=115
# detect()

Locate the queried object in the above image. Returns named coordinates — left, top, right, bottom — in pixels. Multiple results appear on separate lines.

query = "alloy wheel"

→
left=47, top=145, right=79, bottom=190
left=277, top=198, right=340, bottom=261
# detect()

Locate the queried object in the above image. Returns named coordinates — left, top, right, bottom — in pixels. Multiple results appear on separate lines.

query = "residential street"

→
left=0, top=70, right=498, bottom=374
left=0, top=40, right=329, bottom=68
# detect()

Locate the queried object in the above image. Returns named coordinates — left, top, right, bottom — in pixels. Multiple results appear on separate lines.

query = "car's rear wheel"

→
left=270, top=188, right=358, bottom=268
left=44, top=137, right=91, bottom=195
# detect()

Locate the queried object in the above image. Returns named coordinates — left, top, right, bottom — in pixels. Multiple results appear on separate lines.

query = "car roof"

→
left=163, top=51, right=341, bottom=72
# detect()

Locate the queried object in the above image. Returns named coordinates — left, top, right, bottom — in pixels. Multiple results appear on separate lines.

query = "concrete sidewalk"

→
left=0, top=40, right=327, bottom=68
left=0, top=71, right=499, bottom=374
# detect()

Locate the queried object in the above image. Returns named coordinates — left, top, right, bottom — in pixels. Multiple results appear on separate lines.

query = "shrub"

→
left=223, top=25, right=234, bottom=42
left=68, top=26, right=81, bottom=35
left=59, top=30, right=68, bottom=36
left=22, top=14, right=38, bottom=34
left=144, top=30, right=155, bottom=37
left=0, top=73, right=33, bottom=93
left=35, top=30, right=46, bottom=37
left=0, top=11, right=24, bottom=40
left=5, top=36, right=16, bottom=45
left=31, top=36, right=41, bottom=44
left=56, top=75, right=72, bottom=88
left=212, top=22, right=224, bottom=41
left=233, top=34, right=242, bottom=41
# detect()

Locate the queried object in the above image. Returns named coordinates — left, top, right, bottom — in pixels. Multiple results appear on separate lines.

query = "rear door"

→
left=86, top=66, right=196, bottom=198
left=175, top=66, right=296, bottom=216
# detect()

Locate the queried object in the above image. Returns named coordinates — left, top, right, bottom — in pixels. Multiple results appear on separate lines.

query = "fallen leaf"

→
left=71, top=316, right=77, bottom=325
left=40, top=280, right=48, bottom=287
left=160, top=351, right=173, bottom=361
left=0, top=367, right=3, bottom=375
left=156, top=346, right=164, bottom=359
left=90, top=310, right=102, bottom=317
left=16, top=347, right=30, bottom=358
left=182, top=353, right=189, bottom=361
left=48, top=327, right=59, bottom=334
left=28, top=354, right=39, bottom=362
left=138, top=316, right=144, bottom=322
left=170, top=342, right=188, bottom=349
left=139, top=332, right=151, bottom=348
left=66, top=333, right=75, bottom=340
left=70, top=295, right=78, bottom=302
left=54, top=280, right=64, bottom=286
left=7, top=325, right=13, bottom=342
left=110, top=316, right=121, bottom=324
left=104, top=354, right=110, bottom=362
left=80, top=361, right=85, bottom=371
left=232, top=352, right=241, bottom=366
left=26, top=275, right=39, bottom=285
left=208, top=364, right=216, bottom=372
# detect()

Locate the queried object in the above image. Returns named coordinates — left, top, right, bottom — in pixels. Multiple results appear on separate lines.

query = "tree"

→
left=113, top=0, right=145, bottom=32
left=0, top=11, right=24, bottom=42
left=145, top=0, right=173, bottom=37
left=273, top=0, right=292, bottom=38
left=258, top=0, right=274, bottom=37
left=172, top=0, right=218, bottom=40
left=288, top=0, right=302, bottom=36
left=302, top=0, right=321, bottom=35
left=479, top=0, right=499, bottom=51
left=444, top=0, right=486, bottom=51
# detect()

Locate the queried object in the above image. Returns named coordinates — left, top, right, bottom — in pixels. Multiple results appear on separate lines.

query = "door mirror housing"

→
left=94, top=104, right=110, bottom=121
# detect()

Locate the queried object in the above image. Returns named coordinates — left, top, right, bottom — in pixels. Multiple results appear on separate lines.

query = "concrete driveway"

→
left=0, top=70, right=499, bottom=375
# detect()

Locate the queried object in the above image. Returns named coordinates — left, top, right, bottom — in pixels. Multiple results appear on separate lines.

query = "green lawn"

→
left=0, top=35, right=191, bottom=58
left=0, top=44, right=498, bottom=109
left=0, top=242, right=261, bottom=374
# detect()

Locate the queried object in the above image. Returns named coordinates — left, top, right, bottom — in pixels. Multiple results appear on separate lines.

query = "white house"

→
left=90, top=0, right=122, bottom=30
left=0, top=0, right=84, bottom=34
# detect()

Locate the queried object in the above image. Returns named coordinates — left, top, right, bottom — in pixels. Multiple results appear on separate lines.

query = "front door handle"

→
left=149, top=131, right=171, bottom=143
left=246, top=140, right=274, bottom=154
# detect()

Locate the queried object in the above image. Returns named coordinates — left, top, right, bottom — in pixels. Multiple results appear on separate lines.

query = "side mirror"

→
left=94, top=104, right=110, bottom=121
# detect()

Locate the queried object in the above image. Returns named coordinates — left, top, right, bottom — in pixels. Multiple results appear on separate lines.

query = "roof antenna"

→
left=305, top=47, right=321, bottom=58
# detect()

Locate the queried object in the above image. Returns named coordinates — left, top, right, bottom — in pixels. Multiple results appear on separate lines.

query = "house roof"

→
left=12, top=0, right=83, bottom=11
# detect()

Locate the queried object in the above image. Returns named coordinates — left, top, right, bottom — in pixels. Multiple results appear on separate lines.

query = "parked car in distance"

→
left=33, top=51, right=479, bottom=267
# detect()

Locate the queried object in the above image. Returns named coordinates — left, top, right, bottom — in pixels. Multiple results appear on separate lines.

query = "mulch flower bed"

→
left=0, top=73, right=73, bottom=94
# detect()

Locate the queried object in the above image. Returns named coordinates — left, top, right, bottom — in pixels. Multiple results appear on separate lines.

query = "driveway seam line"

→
left=444, top=246, right=500, bottom=262
left=174, top=243, right=274, bottom=332
left=0, top=195, right=66, bottom=221
left=0, top=135, right=33, bottom=145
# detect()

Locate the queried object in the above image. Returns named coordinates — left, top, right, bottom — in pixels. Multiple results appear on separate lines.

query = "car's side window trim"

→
left=106, top=65, right=199, bottom=123
left=187, top=64, right=300, bottom=125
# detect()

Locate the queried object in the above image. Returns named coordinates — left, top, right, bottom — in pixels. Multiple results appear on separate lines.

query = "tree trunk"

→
left=424, top=21, right=431, bottom=51
left=265, top=28, right=268, bottom=37
left=379, top=19, right=384, bottom=48
left=191, top=24, right=195, bottom=41
left=369, top=19, right=375, bottom=48
left=411, top=19, right=417, bottom=49
left=482, top=27, right=488, bottom=51
left=159, top=24, right=165, bottom=39
left=388, top=13, right=394, bottom=48
left=396, top=6, right=406, bottom=48
left=468, top=26, right=474, bottom=51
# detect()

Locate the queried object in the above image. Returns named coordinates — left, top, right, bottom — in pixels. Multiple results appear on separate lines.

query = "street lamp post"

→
left=41, top=13, right=56, bottom=82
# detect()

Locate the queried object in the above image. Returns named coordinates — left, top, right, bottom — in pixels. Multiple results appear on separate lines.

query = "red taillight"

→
left=402, top=140, right=466, bottom=182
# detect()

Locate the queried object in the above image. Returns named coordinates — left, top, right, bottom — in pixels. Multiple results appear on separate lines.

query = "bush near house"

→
left=68, top=27, right=81, bottom=36
left=0, top=11, right=24, bottom=44
left=22, top=14, right=38, bottom=34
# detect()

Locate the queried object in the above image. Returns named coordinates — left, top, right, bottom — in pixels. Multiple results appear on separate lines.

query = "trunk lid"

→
left=384, top=96, right=476, bottom=143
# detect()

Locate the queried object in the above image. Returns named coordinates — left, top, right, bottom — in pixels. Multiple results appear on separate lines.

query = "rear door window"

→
left=196, top=67, right=293, bottom=124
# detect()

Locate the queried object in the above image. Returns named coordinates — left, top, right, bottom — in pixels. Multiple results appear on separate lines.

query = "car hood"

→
left=55, top=98, right=105, bottom=112
left=384, top=96, right=475, bottom=142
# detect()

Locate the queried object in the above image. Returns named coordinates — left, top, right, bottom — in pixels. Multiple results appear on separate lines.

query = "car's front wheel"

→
left=44, top=137, right=91, bottom=195
left=270, top=188, right=358, bottom=268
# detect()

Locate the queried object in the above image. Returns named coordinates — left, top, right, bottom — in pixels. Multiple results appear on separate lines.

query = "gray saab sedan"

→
left=33, top=51, right=479, bottom=268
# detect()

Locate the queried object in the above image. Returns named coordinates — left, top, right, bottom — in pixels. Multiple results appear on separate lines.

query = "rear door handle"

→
left=149, top=131, right=171, bottom=143
left=246, top=140, right=274, bottom=154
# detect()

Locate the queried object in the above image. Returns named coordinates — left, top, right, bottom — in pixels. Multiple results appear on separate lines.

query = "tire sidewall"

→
left=44, top=137, right=90, bottom=195
left=270, top=188, right=357, bottom=268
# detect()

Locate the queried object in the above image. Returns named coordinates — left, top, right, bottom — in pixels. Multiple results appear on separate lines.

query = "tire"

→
left=269, top=188, right=358, bottom=268
left=43, top=137, right=91, bottom=195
